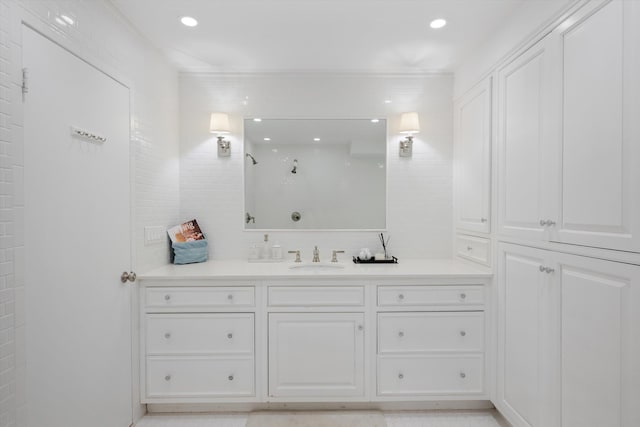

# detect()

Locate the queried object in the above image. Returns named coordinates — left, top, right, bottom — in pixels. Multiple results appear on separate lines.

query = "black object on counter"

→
left=353, top=256, right=398, bottom=264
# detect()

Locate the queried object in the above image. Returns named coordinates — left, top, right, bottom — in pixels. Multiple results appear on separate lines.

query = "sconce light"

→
left=210, top=112, right=231, bottom=157
left=398, top=112, right=420, bottom=157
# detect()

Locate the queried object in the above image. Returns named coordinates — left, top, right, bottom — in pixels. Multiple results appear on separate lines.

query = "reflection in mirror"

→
left=244, top=119, right=387, bottom=230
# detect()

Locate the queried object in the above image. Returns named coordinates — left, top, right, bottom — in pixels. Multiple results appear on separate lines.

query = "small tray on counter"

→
left=353, top=256, right=398, bottom=264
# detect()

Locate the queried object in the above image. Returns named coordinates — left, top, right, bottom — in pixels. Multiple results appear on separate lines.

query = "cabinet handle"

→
left=398, top=331, right=404, bottom=338
left=480, top=218, right=487, bottom=223
left=227, top=294, right=234, bottom=301
left=460, top=330, right=466, bottom=337
left=164, top=332, right=171, bottom=339
left=460, top=293, right=467, bottom=300
left=539, top=265, right=555, bottom=274
left=398, top=373, right=404, bottom=380
left=164, top=375, right=171, bottom=381
left=228, top=375, right=234, bottom=381
left=466, top=246, right=473, bottom=251
left=358, top=325, right=364, bottom=331
left=539, top=219, right=548, bottom=226
left=460, top=372, right=466, bottom=379
left=398, top=294, right=405, bottom=301
left=164, top=294, right=171, bottom=301
left=227, top=333, right=233, bottom=339
left=539, top=265, right=546, bottom=272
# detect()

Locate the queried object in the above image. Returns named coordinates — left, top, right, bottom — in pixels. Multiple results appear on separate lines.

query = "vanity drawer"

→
left=377, top=285, right=483, bottom=307
left=268, top=286, right=365, bottom=307
left=456, top=234, right=491, bottom=266
left=146, top=356, right=255, bottom=398
left=145, top=287, right=255, bottom=310
left=146, top=313, right=254, bottom=356
left=377, top=355, right=483, bottom=395
left=378, top=312, right=484, bottom=353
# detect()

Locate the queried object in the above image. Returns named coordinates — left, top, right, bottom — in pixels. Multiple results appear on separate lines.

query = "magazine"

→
left=167, top=219, right=205, bottom=243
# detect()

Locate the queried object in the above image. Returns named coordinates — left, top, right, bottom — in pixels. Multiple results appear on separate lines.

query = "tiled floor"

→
left=136, top=410, right=510, bottom=427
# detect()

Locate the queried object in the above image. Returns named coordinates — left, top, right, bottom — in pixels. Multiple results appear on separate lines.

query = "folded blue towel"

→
left=172, top=239, right=208, bottom=264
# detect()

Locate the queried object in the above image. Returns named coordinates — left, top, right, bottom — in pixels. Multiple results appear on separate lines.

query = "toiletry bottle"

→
left=262, top=234, right=271, bottom=259
left=271, top=241, right=282, bottom=260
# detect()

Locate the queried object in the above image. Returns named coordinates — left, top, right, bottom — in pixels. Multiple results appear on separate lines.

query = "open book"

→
left=167, top=219, right=205, bottom=243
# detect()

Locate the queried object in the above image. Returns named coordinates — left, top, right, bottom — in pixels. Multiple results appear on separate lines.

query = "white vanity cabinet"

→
left=266, top=283, right=367, bottom=400
left=497, top=243, right=640, bottom=427
left=376, top=283, right=487, bottom=398
left=140, top=282, right=258, bottom=403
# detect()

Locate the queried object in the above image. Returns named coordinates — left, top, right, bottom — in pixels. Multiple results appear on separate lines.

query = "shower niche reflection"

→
left=244, top=118, right=387, bottom=230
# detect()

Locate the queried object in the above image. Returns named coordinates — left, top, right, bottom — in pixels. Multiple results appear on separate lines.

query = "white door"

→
left=553, top=252, right=640, bottom=427
left=454, top=77, right=492, bottom=234
left=268, top=312, right=365, bottom=398
left=546, top=0, right=640, bottom=252
left=496, top=38, right=555, bottom=241
left=23, top=27, right=132, bottom=427
left=496, top=243, right=557, bottom=427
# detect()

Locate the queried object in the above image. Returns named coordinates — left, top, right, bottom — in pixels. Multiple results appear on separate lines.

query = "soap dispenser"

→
left=262, top=234, right=271, bottom=259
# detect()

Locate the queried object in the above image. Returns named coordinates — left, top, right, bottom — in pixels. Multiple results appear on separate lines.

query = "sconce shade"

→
left=399, top=112, right=420, bottom=134
left=210, top=112, right=231, bottom=134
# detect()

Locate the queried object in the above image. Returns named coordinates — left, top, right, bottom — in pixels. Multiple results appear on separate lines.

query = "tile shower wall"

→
left=179, top=73, right=453, bottom=259
left=0, top=1, right=180, bottom=426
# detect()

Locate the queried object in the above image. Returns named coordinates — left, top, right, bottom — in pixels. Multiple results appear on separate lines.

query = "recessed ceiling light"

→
left=264, top=137, right=271, bottom=141
left=253, top=118, right=262, bottom=122
left=384, top=100, right=392, bottom=104
left=430, top=18, right=447, bottom=29
left=313, top=138, right=321, bottom=142
left=60, top=15, right=74, bottom=25
left=181, top=16, right=198, bottom=27
left=371, top=119, right=380, bottom=123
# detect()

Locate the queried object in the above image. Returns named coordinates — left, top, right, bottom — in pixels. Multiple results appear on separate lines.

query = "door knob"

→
left=120, top=271, right=136, bottom=283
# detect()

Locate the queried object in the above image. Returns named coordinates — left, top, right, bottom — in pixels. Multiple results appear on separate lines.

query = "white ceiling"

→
left=111, top=0, right=532, bottom=73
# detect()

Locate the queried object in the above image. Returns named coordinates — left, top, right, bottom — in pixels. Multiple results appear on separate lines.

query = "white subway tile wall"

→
left=0, top=1, right=180, bottom=425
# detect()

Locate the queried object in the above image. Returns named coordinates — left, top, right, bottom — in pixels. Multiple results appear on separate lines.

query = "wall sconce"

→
left=399, top=112, right=420, bottom=157
left=210, top=112, right=231, bottom=157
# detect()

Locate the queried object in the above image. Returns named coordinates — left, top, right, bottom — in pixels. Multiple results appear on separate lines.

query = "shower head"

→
left=245, top=153, right=258, bottom=165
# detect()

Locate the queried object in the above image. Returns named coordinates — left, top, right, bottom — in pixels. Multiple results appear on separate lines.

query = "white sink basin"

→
left=288, top=263, right=345, bottom=271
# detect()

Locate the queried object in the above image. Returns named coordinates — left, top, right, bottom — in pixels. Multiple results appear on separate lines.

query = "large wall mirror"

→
left=244, top=118, right=387, bottom=230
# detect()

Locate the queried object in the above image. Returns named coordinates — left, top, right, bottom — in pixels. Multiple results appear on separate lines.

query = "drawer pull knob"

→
left=227, top=294, right=234, bottom=300
left=164, top=294, right=171, bottom=301
left=358, top=325, right=364, bottom=331
left=164, top=375, right=171, bottom=381
left=398, top=373, right=404, bottom=380
left=460, top=372, right=466, bottom=379
left=467, top=246, right=473, bottom=251
left=460, top=293, right=467, bottom=300
left=164, top=332, right=171, bottom=339
left=227, top=333, right=233, bottom=339
left=460, top=331, right=466, bottom=337
left=398, top=331, right=404, bottom=338
left=228, top=375, right=234, bottom=381
left=398, top=294, right=405, bottom=300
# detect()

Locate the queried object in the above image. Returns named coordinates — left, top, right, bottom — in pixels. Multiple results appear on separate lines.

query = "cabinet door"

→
left=496, top=38, right=553, bottom=241
left=546, top=0, right=640, bottom=252
left=268, top=312, right=365, bottom=398
left=496, top=243, right=556, bottom=427
left=553, top=252, right=640, bottom=427
left=454, top=76, right=492, bottom=233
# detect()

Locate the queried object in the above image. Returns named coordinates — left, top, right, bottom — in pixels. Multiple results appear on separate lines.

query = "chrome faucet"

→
left=312, top=246, right=320, bottom=262
left=288, top=250, right=302, bottom=263
left=331, top=250, right=345, bottom=263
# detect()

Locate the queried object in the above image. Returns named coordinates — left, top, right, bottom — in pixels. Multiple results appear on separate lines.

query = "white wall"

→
left=454, top=0, right=574, bottom=98
left=179, top=73, right=453, bottom=260
left=0, top=1, right=180, bottom=425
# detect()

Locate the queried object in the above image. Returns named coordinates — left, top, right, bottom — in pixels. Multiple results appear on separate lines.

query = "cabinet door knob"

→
left=547, top=220, right=556, bottom=226
left=460, top=372, right=466, bottom=379
left=228, top=375, right=234, bottom=381
left=480, top=218, right=487, bottom=223
left=460, top=330, right=466, bottom=337
left=398, top=294, right=405, bottom=300
left=466, top=246, right=473, bottom=251
left=539, top=219, right=548, bottom=226
left=164, top=332, right=171, bottom=339
left=460, top=293, right=467, bottom=300
left=227, top=294, right=234, bottom=300
left=398, top=373, right=404, bottom=380
left=358, top=324, right=364, bottom=331
left=398, top=331, right=404, bottom=337
left=164, top=294, right=171, bottom=301
left=227, top=332, right=233, bottom=339
left=164, top=375, right=171, bottom=381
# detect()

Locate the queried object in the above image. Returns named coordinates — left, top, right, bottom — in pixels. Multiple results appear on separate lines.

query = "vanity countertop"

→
left=139, top=258, right=492, bottom=281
